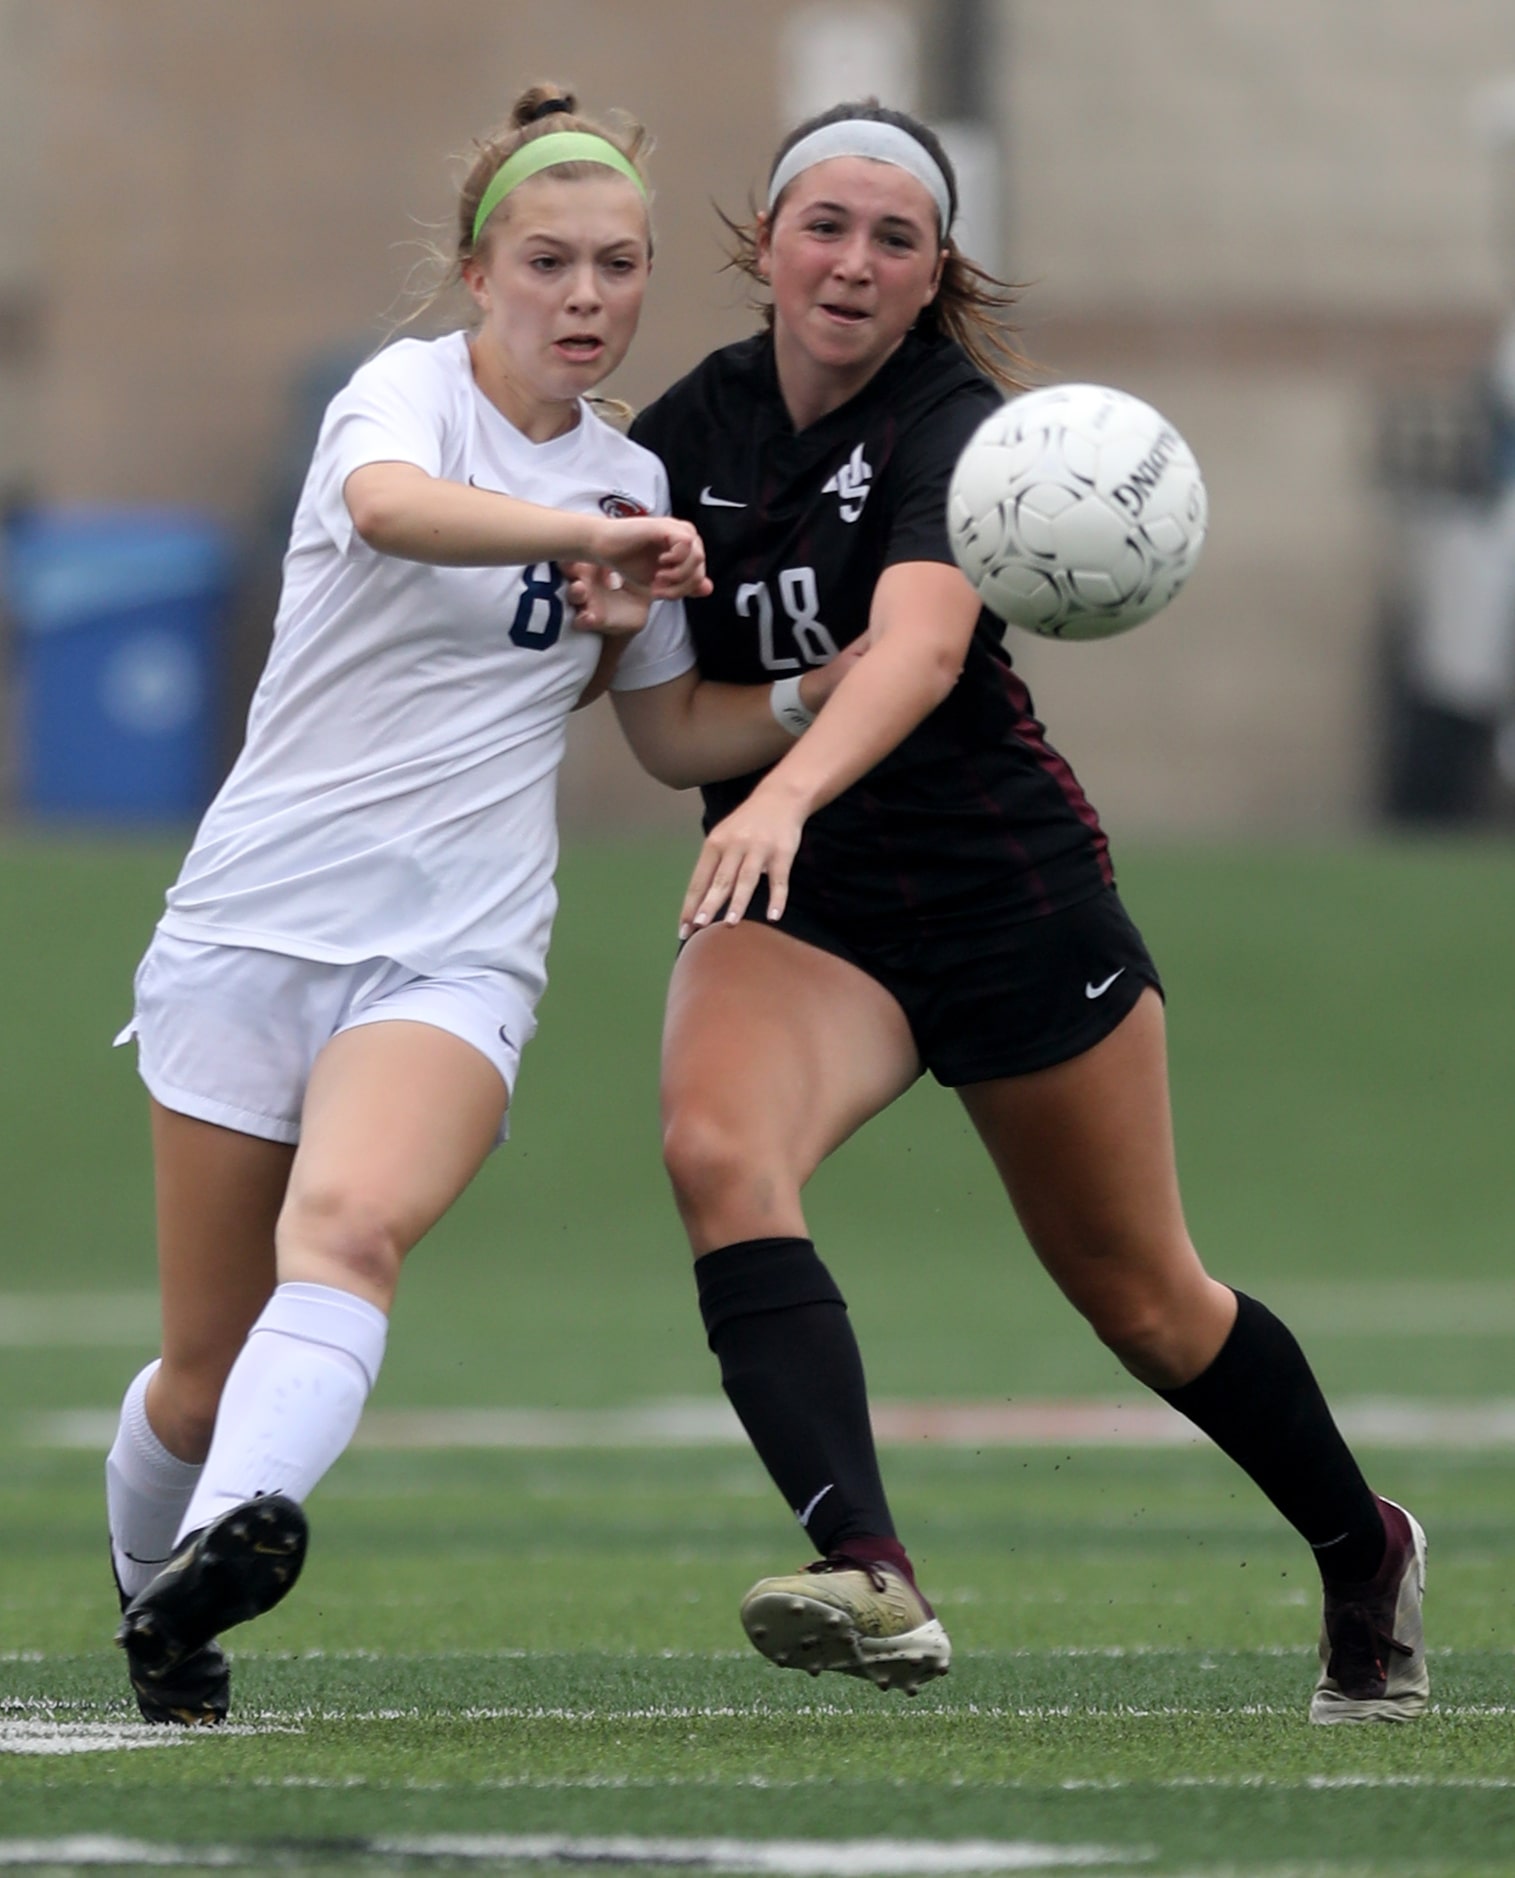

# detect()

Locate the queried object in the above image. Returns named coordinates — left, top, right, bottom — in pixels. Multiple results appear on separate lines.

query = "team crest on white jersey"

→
left=599, top=490, right=650, bottom=518
left=823, top=444, right=872, bottom=523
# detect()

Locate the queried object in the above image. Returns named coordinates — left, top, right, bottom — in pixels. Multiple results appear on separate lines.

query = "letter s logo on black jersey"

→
left=823, top=443, right=872, bottom=523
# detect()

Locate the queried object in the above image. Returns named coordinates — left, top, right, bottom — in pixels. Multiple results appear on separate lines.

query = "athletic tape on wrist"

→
left=770, top=674, right=816, bottom=736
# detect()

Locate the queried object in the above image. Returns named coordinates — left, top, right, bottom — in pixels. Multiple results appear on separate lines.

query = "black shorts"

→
left=742, top=886, right=1162, bottom=1086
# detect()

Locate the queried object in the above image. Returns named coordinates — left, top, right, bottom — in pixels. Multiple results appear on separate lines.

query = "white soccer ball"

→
left=947, top=383, right=1208, bottom=640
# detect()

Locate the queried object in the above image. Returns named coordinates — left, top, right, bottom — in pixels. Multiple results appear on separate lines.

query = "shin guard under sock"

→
left=696, top=1237, right=898, bottom=1557
left=106, top=1361, right=203, bottom=1599
left=175, top=1282, right=388, bottom=1543
left=1157, top=1290, right=1386, bottom=1583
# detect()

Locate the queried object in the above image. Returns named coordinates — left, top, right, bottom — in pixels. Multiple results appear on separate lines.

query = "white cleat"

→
left=1310, top=1497, right=1429, bottom=1725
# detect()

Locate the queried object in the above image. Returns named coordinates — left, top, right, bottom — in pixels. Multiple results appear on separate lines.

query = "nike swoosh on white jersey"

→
left=1084, top=968, right=1126, bottom=999
left=699, top=487, right=746, bottom=507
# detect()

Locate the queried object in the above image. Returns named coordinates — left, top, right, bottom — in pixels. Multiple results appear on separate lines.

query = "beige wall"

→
left=1010, top=0, right=1510, bottom=319
left=1002, top=0, right=1512, bottom=830
left=8, top=1, right=1515, bottom=832
left=33, top=0, right=799, bottom=517
left=0, top=0, right=41, bottom=501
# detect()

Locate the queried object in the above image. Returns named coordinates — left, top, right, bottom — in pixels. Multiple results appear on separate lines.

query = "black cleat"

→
left=112, top=1554, right=230, bottom=1728
left=116, top=1493, right=308, bottom=1705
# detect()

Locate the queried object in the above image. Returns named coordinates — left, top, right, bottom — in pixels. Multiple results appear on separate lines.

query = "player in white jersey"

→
left=105, top=83, right=846, bottom=1725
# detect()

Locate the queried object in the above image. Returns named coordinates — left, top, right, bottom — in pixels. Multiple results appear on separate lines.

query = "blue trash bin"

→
left=6, top=508, right=234, bottom=823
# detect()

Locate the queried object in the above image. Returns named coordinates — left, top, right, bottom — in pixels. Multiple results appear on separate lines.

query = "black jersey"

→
left=630, top=328, right=1113, bottom=934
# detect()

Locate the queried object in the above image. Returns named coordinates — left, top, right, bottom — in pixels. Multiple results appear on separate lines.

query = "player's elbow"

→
left=343, top=470, right=422, bottom=555
left=923, top=638, right=966, bottom=705
left=612, top=692, right=709, bottom=789
left=615, top=721, right=703, bottom=790
left=629, top=746, right=704, bottom=790
left=346, top=486, right=404, bottom=553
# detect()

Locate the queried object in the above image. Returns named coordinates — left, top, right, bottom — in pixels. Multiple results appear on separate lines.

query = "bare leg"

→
left=146, top=1101, right=293, bottom=1462
left=663, top=924, right=949, bottom=1689
left=959, top=988, right=1388, bottom=1573
left=119, top=1019, right=511, bottom=1695
left=662, top=923, right=919, bottom=1253
left=956, top=989, right=1235, bottom=1387
left=276, top=1018, right=507, bottom=1305
left=663, top=923, right=920, bottom=1553
left=171, top=1017, right=507, bottom=1536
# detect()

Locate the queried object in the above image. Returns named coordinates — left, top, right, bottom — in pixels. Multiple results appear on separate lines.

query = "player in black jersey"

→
left=621, top=102, right=1427, bottom=1722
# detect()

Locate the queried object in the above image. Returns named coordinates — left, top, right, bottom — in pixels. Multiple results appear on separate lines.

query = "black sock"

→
left=1157, top=1290, right=1386, bottom=1584
left=696, top=1237, right=897, bottom=1557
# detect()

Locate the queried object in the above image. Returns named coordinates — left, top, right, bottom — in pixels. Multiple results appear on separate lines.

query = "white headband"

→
left=766, top=119, right=952, bottom=233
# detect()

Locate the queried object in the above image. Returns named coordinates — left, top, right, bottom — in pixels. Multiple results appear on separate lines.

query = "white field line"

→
left=27, top=1395, right=1515, bottom=1450
left=274, top=1702, right=1515, bottom=1723
left=0, top=1722, right=183, bottom=1756
left=7, top=1690, right=1510, bottom=1728
left=0, top=1293, right=159, bottom=1348
left=1061, top=1774, right=1515, bottom=1790
left=17, top=1700, right=1500, bottom=1726
left=1264, top=1279, right=1515, bottom=1335
left=6, top=1278, right=1515, bottom=1349
left=378, top=1838, right=1142, bottom=1874
left=0, top=1720, right=282, bottom=1756
left=1, top=1645, right=1316, bottom=1667
left=0, top=1838, right=1143, bottom=1874
left=245, top=1771, right=1515, bottom=1793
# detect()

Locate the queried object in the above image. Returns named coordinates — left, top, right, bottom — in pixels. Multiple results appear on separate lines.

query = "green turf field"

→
left=2, top=834, right=1513, bottom=1875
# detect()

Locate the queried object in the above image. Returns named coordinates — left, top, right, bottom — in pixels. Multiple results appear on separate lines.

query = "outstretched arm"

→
left=676, top=560, right=981, bottom=934
left=610, top=643, right=863, bottom=787
left=342, top=462, right=710, bottom=598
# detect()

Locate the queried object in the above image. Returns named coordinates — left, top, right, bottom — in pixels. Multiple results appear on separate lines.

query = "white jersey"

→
left=160, top=331, right=694, bottom=980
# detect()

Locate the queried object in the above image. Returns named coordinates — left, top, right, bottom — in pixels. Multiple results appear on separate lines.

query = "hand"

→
left=594, top=515, right=712, bottom=600
left=563, top=562, right=651, bottom=638
left=678, top=785, right=807, bottom=939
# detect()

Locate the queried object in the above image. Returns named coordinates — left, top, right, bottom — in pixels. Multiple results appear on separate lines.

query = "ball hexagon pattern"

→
left=947, top=384, right=1208, bottom=640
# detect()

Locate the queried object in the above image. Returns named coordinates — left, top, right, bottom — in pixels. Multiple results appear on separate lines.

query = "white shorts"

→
left=116, top=931, right=540, bottom=1147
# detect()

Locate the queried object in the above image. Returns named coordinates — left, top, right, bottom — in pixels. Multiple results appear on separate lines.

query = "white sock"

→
left=106, top=1361, right=204, bottom=1600
left=174, top=1282, right=388, bottom=1543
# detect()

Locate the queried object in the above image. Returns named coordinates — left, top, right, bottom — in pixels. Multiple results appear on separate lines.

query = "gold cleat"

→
left=739, top=1556, right=951, bottom=1696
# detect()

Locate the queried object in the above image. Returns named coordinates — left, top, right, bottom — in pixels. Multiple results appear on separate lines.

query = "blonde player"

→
left=106, top=84, right=844, bottom=1726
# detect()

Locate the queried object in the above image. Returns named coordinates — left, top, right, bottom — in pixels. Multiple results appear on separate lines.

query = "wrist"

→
left=754, top=769, right=819, bottom=817
left=582, top=514, right=614, bottom=564
left=769, top=674, right=816, bottom=737
left=795, top=668, right=832, bottom=717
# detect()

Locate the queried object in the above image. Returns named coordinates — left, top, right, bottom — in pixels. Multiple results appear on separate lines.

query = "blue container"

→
left=6, top=509, right=234, bottom=822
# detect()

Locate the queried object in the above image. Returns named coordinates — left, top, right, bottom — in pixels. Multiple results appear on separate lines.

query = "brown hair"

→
left=720, top=99, right=1027, bottom=393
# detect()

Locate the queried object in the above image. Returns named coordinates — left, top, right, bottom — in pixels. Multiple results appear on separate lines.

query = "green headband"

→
left=471, top=132, right=647, bottom=245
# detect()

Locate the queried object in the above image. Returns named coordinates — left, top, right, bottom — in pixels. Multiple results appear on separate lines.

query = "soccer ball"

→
left=947, top=383, right=1208, bottom=640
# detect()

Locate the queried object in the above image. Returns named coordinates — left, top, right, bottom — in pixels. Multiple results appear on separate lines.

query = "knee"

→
left=1085, top=1293, right=1179, bottom=1378
left=1073, top=1269, right=1231, bottom=1390
left=662, top=1105, right=784, bottom=1224
left=276, top=1183, right=404, bottom=1302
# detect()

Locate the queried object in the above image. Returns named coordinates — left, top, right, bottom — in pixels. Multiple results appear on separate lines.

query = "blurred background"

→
left=5, top=0, right=1515, bottom=834
left=0, top=1, right=1511, bottom=1574
left=3, top=25, right=1514, bottom=1833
